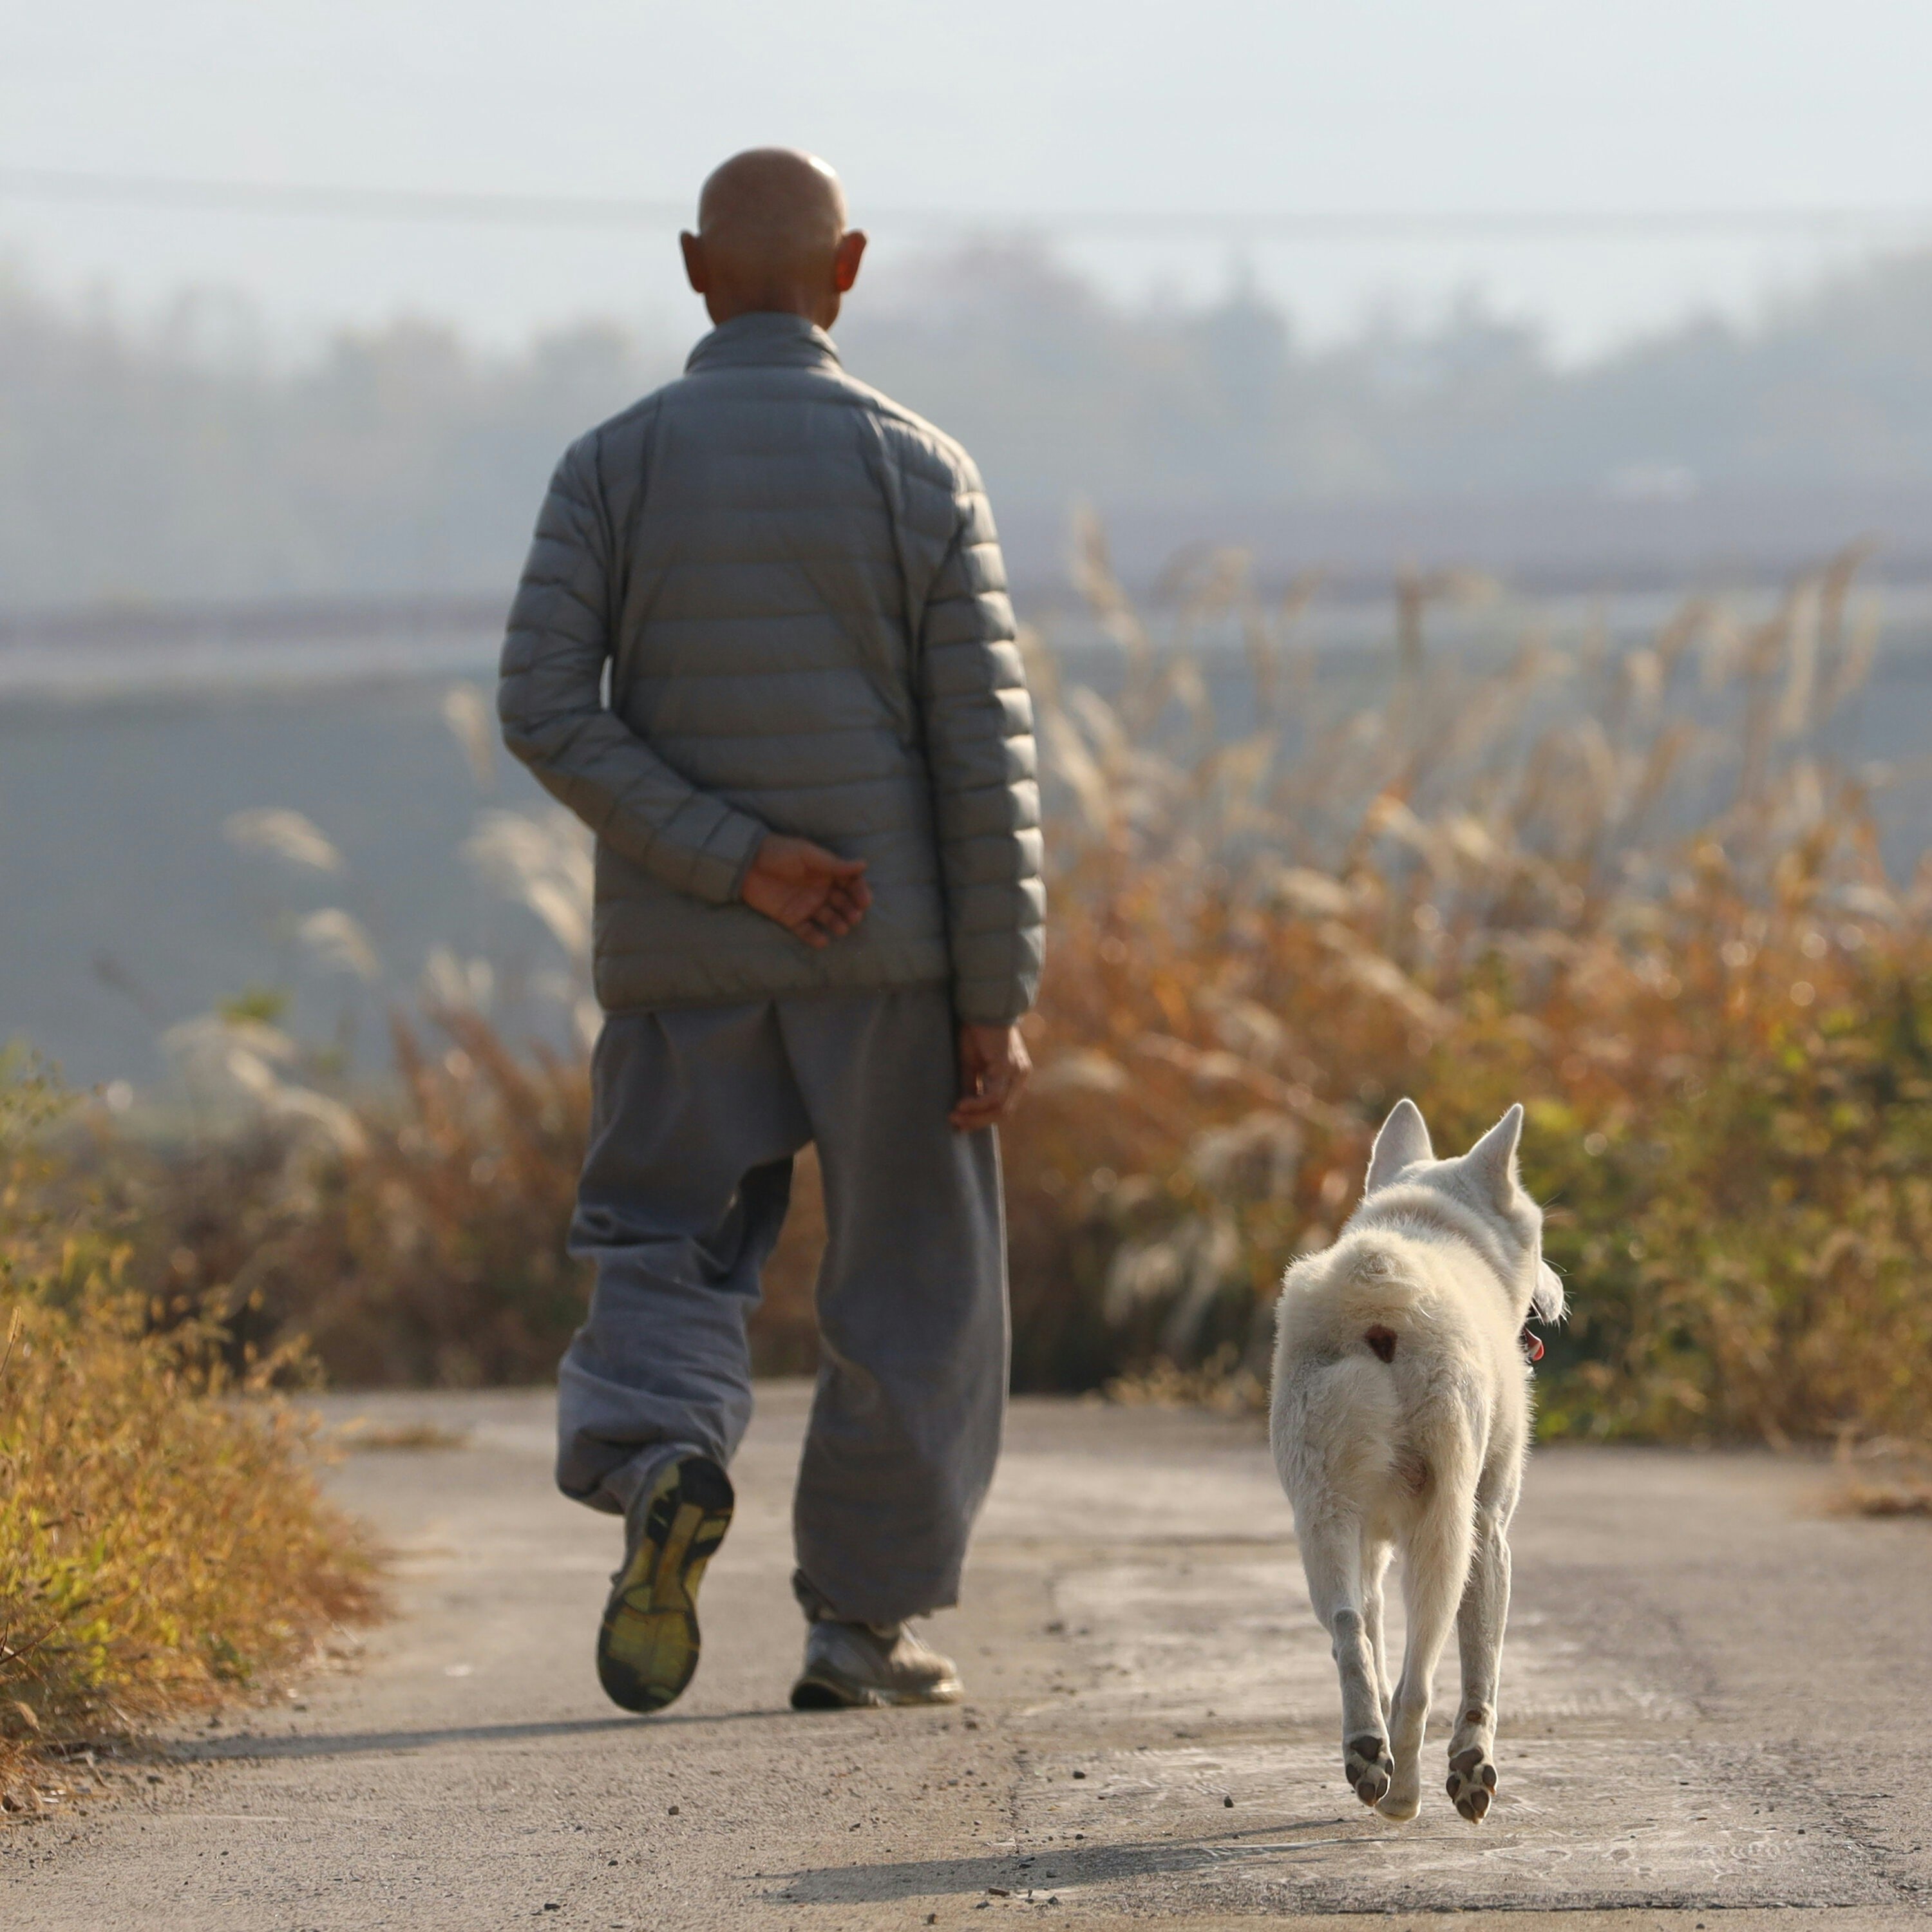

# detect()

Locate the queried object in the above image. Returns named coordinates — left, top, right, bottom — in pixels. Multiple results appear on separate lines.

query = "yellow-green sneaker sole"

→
left=596, top=1454, right=734, bottom=1714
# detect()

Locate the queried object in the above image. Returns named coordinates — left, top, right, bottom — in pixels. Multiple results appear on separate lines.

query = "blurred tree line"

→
left=6, top=243, right=1932, bottom=609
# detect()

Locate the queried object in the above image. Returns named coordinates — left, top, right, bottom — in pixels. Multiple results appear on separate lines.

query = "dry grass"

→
left=1841, top=1481, right=1932, bottom=1519
left=71, top=1004, right=824, bottom=1389
left=1831, top=1439, right=1932, bottom=1517
left=997, top=528, right=1932, bottom=1442
left=52, top=531, right=1932, bottom=1452
left=0, top=1065, right=377, bottom=1816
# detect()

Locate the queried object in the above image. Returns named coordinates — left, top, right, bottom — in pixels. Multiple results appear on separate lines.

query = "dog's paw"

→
left=1343, top=1732, right=1394, bottom=1806
left=1374, top=1781, right=1421, bottom=1822
left=1446, top=1744, right=1498, bottom=1822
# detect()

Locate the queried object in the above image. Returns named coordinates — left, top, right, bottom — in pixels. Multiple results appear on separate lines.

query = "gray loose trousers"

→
left=556, top=987, right=1009, bottom=1628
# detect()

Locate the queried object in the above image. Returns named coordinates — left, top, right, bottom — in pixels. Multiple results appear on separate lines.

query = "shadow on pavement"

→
left=771, top=1817, right=1366, bottom=1904
left=176, top=1707, right=794, bottom=1760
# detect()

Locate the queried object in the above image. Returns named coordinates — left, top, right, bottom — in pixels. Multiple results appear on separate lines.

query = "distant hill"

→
left=6, top=244, right=1932, bottom=611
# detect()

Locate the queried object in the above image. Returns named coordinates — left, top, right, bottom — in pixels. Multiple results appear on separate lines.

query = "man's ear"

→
left=833, top=229, right=867, bottom=294
left=679, top=231, right=708, bottom=294
left=1463, top=1103, right=1525, bottom=1208
left=1365, top=1097, right=1434, bottom=1193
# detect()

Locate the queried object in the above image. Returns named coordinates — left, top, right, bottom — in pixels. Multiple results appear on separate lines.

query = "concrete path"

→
left=8, top=1386, right=1931, bottom=1930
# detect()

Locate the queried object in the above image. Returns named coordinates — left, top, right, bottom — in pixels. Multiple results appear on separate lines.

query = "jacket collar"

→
left=685, top=311, right=842, bottom=374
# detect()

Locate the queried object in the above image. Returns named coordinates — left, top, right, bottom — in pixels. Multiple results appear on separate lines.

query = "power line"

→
left=0, top=167, right=688, bottom=229
left=4, top=166, right=1932, bottom=242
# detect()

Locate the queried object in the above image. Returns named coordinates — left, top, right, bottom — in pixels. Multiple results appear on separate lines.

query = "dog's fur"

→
left=1269, top=1099, right=1564, bottom=1823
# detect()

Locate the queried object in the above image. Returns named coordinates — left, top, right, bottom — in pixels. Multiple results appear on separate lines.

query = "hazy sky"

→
left=6, top=0, right=1932, bottom=357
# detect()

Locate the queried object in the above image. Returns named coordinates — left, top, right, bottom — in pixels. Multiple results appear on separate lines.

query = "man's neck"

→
left=703, top=291, right=836, bottom=330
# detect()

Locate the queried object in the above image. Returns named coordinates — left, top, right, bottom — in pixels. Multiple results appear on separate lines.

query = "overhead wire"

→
left=4, top=166, right=1931, bottom=242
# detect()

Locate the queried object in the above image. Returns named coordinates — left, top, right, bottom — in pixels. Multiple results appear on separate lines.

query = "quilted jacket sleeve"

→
left=916, top=469, right=1046, bottom=1025
left=497, top=439, right=766, bottom=905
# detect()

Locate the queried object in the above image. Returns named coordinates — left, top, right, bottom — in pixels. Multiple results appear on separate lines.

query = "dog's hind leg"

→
left=1376, top=1489, right=1476, bottom=1821
left=1298, top=1511, right=1394, bottom=1807
left=1447, top=1474, right=1519, bottom=1823
left=1362, top=1537, right=1394, bottom=1718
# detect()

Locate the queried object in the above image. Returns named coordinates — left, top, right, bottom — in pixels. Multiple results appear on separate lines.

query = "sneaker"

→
left=789, top=1619, right=965, bottom=1710
left=595, top=1452, right=734, bottom=1714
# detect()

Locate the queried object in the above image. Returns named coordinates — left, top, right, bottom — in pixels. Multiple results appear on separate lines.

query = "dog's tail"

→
left=1275, top=1236, right=1490, bottom=1519
left=1354, top=1233, right=1488, bottom=1435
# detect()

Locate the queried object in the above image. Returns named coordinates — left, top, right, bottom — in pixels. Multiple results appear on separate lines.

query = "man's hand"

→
left=951, top=1022, right=1032, bottom=1131
left=740, top=835, right=871, bottom=946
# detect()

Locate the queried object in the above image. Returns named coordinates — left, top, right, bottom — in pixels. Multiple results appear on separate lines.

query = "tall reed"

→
left=1004, top=526, right=1929, bottom=1439
left=70, top=533, right=1932, bottom=1443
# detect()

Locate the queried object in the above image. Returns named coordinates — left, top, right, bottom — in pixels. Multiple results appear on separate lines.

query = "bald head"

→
left=699, top=149, right=845, bottom=264
left=681, top=149, right=866, bottom=330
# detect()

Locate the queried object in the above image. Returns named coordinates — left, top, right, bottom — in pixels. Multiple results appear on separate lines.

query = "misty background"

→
left=8, top=240, right=1932, bottom=611
left=7, top=0, right=1932, bottom=1085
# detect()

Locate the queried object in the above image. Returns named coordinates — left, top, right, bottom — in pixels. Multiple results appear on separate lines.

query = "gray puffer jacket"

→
left=498, top=312, right=1044, bottom=1026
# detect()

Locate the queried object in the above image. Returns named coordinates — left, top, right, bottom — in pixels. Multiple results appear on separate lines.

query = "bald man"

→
left=499, top=150, right=1043, bottom=1714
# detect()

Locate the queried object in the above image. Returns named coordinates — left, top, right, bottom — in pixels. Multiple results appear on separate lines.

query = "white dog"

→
left=1269, top=1098, right=1564, bottom=1823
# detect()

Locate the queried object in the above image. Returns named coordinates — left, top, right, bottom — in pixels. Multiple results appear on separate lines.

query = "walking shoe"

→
left=596, top=1453, right=734, bottom=1714
left=789, top=1619, right=965, bottom=1710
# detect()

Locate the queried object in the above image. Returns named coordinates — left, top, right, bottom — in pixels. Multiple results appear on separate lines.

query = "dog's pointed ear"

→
left=1365, top=1097, right=1434, bottom=1193
left=1463, top=1103, right=1526, bottom=1206
left=1532, top=1259, right=1566, bottom=1325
